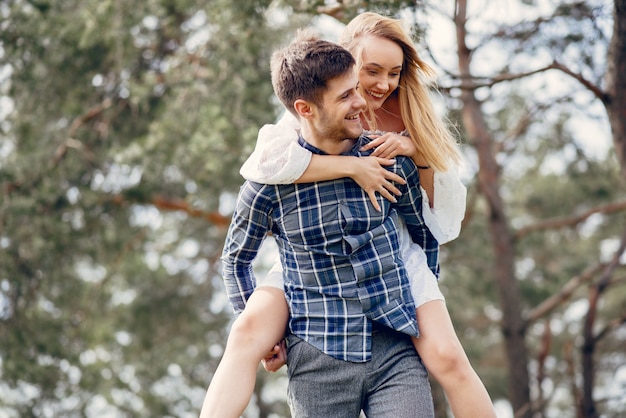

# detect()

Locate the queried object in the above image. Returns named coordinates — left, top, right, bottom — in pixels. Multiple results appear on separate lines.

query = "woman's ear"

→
left=294, top=99, right=314, bottom=119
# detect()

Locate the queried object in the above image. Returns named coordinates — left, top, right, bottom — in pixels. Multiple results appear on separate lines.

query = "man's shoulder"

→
left=356, top=134, right=373, bottom=150
left=242, top=180, right=297, bottom=200
left=394, top=154, right=419, bottom=175
left=240, top=180, right=276, bottom=200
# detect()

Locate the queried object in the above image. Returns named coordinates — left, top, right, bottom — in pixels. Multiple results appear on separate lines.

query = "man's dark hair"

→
left=270, top=29, right=356, bottom=115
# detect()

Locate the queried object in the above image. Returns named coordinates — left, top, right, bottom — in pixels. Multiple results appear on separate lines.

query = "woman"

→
left=200, top=12, right=495, bottom=418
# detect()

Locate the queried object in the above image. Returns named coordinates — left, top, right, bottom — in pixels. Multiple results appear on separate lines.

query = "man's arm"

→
left=221, top=182, right=273, bottom=313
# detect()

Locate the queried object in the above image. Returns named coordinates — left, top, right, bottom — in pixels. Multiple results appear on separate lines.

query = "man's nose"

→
left=354, top=93, right=367, bottom=110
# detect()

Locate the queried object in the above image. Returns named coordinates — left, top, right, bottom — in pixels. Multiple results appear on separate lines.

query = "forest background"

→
left=1, top=0, right=625, bottom=417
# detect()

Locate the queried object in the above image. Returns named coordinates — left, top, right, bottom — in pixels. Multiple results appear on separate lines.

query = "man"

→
left=221, top=31, right=436, bottom=417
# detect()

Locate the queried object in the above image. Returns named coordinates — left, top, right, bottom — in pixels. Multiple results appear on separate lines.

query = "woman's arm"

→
left=239, top=112, right=310, bottom=184
left=240, top=112, right=406, bottom=210
left=421, top=167, right=467, bottom=244
left=298, top=154, right=405, bottom=212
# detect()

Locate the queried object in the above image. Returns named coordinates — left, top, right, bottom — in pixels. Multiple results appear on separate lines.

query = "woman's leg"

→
left=199, top=287, right=289, bottom=418
left=412, top=300, right=496, bottom=418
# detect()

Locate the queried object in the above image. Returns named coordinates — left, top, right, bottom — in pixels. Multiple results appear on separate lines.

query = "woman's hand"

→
left=361, top=133, right=417, bottom=160
left=348, top=156, right=407, bottom=212
left=261, top=339, right=287, bottom=372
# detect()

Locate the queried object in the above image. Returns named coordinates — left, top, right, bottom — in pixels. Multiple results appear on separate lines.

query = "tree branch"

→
left=549, top=60, right=609, bottom=104
left=515, top=200, right=626, bottom=240
left=446, top=61, right=607, bottom=103
left=52, top=98, right=114, bottom=168
left=67, top=98, right=113, bottom=138
left=317, top=4, right=344, bottom=20
left=581, top=226, right=626, bottom=414
left=593, top=305, right=626, bottom=344
left=453, top=65, right=556, bottom=90
left=152, top=195, right=231, bottom=227
left=111, top=194, right=231, bottom=227
left=526, top=263, right=605, bottom=324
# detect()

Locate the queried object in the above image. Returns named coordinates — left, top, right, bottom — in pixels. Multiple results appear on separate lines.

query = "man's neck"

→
left=300, top=124, right=357, bottom=155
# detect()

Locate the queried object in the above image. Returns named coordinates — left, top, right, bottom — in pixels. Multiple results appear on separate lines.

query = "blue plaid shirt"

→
left=222, top=135, right=439, bottom=362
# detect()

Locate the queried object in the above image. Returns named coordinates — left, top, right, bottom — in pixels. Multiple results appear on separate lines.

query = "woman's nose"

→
left=376, top=77, right=389, bottom=91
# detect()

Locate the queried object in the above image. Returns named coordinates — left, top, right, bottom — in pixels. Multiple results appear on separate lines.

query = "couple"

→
left=201, top=12, right=496, bottom=418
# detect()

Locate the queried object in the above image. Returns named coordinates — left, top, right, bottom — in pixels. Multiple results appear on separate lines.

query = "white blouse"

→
left=239, top=111, right=466, bottom=244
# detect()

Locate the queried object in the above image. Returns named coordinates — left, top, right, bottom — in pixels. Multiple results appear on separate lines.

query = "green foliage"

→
left=0, top=0, right=299, bottom=416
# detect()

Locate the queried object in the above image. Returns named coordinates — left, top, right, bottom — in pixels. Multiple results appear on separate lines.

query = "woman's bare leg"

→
left=412, top=300, right=496, bottom=418
left=199, top=287, right=289, bottom=418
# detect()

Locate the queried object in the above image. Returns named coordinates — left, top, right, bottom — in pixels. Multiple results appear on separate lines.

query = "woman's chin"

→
left=366, top=98, right=384, bottom=110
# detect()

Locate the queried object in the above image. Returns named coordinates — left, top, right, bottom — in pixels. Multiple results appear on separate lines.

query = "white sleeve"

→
left=255, top=259, right=284, bottom=289
left=420, top=164, right=467, bottom=244
left=239, top=112, right=312, bottom=185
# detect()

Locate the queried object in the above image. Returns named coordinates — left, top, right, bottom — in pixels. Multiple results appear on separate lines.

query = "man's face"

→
left=310, top=70, right=367, bottom=146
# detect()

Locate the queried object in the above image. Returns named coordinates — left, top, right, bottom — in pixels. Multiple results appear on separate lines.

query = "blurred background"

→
left=1, top=0, right=625, bottom=417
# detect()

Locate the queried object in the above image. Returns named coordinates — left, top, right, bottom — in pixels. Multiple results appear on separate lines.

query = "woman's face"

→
left=357, top=36, right=404, bottom=110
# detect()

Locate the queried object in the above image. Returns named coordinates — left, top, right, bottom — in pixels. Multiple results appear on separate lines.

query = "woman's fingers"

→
left=379, top=163, right=406, bottom=186
left=352, top=156, right=407, bottom=212
left=261, top=340, right=287, bottom=372
left=360, top=135, right=382, bottom=151
left=367, top=190, right=382, bottom=212
left=361, top=133, right=416, bottom=160
left=383, top=179, right=402, bottom=197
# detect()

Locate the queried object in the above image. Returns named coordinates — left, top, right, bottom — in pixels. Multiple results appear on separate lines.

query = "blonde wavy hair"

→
left=339, top=12, right=461, bottom=171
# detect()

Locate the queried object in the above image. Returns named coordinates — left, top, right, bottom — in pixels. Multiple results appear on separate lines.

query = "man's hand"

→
left=261, top=339, right=287, bottom=372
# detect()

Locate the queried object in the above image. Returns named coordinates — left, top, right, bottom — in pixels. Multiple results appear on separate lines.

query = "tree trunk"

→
left=580, top=227, right=626, bottom=417
left=579, top=1, right=626, bottom=414
left=605, top=0, right=626, bottom=181
left=454, top=0, right=532, bottom=415
left=581, top=287, right=599, bottom=418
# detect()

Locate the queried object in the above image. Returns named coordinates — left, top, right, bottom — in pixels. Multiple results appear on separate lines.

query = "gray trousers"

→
left=285, top=325, right=434, bottom=418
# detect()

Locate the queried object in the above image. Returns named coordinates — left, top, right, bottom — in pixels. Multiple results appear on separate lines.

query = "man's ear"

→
left=294, top=99, right=314, bottom=119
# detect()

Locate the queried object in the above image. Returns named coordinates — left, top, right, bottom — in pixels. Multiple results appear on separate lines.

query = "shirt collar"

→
left=297, top=133, right=371, bottom=156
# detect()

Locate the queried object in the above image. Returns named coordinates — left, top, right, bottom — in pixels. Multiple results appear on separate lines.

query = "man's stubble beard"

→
left=316, top=110, right=362, bottom=145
